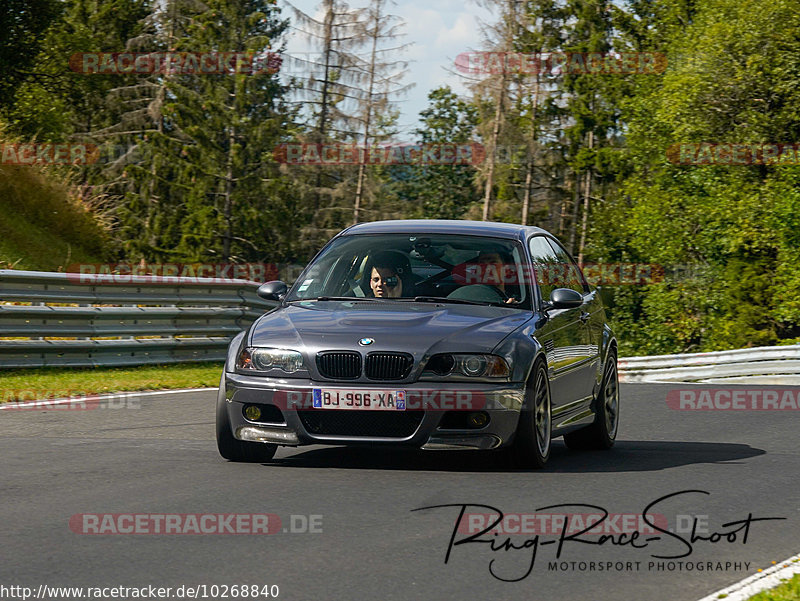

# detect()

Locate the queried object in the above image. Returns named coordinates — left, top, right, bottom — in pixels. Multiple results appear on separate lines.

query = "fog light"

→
left=468, top=411, right=489, bottom=428
left=244, top=405, right=262, bottom=421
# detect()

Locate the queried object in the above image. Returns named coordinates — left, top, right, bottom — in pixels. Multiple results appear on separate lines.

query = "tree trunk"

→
left=521, top=67, right=541, bottom=226
left=481, top=0, right=515, bottom=222
left=481, top=91, right=503, bottom=221
left=314, top=0, right=335, bottom=216
left=568, top=168, right=581, bottom=253
left=223, top=124, right=235, bottom=262
left=577, top=130, right=594, bottom=264
left=559, top=174, right=571, bottom=237
left=353, top=0, right=381, bottom=225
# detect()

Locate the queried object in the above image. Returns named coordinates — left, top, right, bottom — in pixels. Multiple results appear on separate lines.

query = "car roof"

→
left=341, top=219, right=551, bottom=241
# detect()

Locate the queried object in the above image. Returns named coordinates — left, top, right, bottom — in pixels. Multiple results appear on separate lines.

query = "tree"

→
left=350, top=0, right=412, bottom=224
left=0, top=0, right=64, bottom=113
left=283, top=0, right=371, bottom=248
left=592, top=0, right=800, bottom=353
left=470, top=0, right=520, bottom=221
left=5, top=0, right=149, bottom=141
left=93, top=0, right=204, bottom=261
left=401, top=86, right=479, bottom=220
left=162, top=0, right=292, bottom=262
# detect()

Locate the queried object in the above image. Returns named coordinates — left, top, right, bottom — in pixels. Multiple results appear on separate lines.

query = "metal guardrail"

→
left=0, top=270, right=278, bottom=368
left=3, top=269, right=798, bottom=381
left=618, top=345, right=800, bottom=383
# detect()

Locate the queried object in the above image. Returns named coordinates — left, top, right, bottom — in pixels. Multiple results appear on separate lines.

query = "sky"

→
left=278, top=0, right=494, bottom=139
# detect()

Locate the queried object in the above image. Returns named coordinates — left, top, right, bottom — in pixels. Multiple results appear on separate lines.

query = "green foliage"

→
left=4, top=0, right=150, bottom=140
left=4, top=0, right=800, bottom=356
left=0, top=0, right=64, bottom=111
left=592, top=0, right=800, bottom=354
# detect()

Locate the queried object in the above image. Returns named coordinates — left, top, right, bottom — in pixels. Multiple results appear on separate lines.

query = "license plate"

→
left=312, top=388, right=406, bottom=411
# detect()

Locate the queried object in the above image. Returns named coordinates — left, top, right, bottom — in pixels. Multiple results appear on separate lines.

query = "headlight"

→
left=421, top=353, right=511, bottom=381
left=237, top=347, right=304, bottom=373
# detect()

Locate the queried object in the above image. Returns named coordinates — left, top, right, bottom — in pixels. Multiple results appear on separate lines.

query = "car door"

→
left=527, top=236, right=592, bottom=416
left=544, top=238, right=601, bottom=404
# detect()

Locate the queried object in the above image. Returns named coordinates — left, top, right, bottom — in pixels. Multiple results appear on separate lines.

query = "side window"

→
left=527, top=236, right=560, bottom=303
left=546, top=238, right=588, bottom=294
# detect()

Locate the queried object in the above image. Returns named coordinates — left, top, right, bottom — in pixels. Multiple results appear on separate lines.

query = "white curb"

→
left=696, top=553, right=800, bottom=601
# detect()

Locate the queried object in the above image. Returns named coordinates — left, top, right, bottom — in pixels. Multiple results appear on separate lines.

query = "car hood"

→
left=249, top=301, right=532, bottom=356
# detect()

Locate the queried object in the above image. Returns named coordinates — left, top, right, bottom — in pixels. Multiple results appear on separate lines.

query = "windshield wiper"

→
left=290, top=296, right=381, bottom=302
left=292, top=295, right=505, bottom=307
left=411, top=295, right=496, bottom=306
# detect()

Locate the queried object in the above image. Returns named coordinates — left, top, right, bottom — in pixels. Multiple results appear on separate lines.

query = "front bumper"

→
left=222, top=372, right=525, bottom=450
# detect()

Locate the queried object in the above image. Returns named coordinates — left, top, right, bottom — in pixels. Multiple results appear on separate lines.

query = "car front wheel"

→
left=508, top=359, right=551, bottom=469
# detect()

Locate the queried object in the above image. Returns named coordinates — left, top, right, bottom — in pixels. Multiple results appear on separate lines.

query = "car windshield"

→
left=286, top=233, right=531, bottom=309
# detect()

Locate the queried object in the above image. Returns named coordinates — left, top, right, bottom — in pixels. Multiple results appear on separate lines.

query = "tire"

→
left=563, top=349, right=619, bottom=451
left=508, top=359, right=551, bottom=469
left=216, top=393, right=277, bottom=463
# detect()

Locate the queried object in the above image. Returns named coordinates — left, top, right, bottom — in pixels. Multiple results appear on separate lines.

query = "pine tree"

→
left=162, top=0, right=292, bottom=262
left=283, top=0, right=371, bottom=248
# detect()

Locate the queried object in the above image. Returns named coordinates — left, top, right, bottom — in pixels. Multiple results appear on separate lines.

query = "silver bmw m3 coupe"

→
left=216, top=219, right=619, bottom=468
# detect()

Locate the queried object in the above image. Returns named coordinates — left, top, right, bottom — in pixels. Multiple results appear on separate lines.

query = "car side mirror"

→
left=544, top=288, right=583, bottom=310
left=257, top=280, right=288, bottom=301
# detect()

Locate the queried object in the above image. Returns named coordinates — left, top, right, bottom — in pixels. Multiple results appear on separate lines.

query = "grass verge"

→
left=744, top=574, right=800, bottom=600
left=0, top=362, right=224, bottom=401
left=0, top=163, right=111, bottom=271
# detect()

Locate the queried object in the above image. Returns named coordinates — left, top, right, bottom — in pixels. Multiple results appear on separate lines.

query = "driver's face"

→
left=476, top=252, right=506, bottom=289
left=370, top=267, right=402, bottom=298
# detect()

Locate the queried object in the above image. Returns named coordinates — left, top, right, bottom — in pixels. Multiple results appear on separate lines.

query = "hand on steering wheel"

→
left=493, top=286, right=519, bottom=304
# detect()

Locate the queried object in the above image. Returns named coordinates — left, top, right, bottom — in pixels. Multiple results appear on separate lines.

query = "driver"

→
left=368, top=251, right=411, bottom=298
left=475, top=250, right=519, bottom=304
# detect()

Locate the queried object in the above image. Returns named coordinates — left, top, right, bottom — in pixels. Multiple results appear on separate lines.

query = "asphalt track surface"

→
left=1, top=383, right=799, bottom=601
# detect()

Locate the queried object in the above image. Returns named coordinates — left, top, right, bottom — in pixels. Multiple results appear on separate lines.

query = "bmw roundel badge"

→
left=358, top=337, right=375, bottom=346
